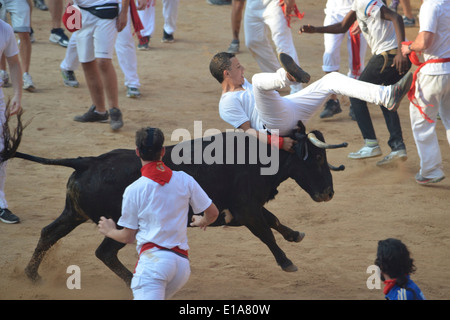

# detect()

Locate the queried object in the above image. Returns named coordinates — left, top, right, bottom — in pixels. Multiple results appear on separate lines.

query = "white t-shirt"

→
left=324, top=0, right=355, bottom=16
left=219, top=79, right=264, bottom=130
left=352, top=0, right=397, bottom=55
left=418, top=0, right=450, bottom=75
left=118, top=170, right=212, bottom=254
left=0, top=20, right=19, bottom=95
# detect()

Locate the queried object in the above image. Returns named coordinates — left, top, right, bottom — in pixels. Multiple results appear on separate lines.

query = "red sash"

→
left=134, top=242, right=189, bottom=273
left=129, top=0, right=144, bottom=39
left=279, top=0, right=304, bottom=28
left=403, top=41, right=450, bottom=123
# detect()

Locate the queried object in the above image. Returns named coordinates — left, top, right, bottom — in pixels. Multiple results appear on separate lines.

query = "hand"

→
left=299, top=24, right=316, bottom=34
left=392, top=53, right=409, bottom=75
left=136, top=0, right=147, bottom=10
left=116, top=9, right=128, bottom=32
left=190, top=215, right=209, bottom=230
left=280, top=0, right=296, bottom=17
left=8, top=95, right=22, bottom=116
left=281, top=137, right=296, bottom=153
left=401, top=43, right=412, bottom=58
left=350, top=21, right=361, bottom=35
left=98, top=216, right=117, bottom=236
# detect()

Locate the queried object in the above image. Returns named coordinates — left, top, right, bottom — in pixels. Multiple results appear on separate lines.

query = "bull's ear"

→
left=294, top=120, right=306, bottom=135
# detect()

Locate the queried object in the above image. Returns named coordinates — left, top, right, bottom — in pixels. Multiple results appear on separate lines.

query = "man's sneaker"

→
left=34, top=0, right=48, bottom=10
left=74, top=105, right=109, bottom=123
left=386, top=71, right=413, bottom=111
left=376, top=149, right=407, bottom=166
left=138, top=36, right=150, bottom=50
left=320, top=99, right=342, bottom=118
left=278, top=52, right=311, bottom=83
left=0, top=70, right=11, bottom=88
left=127, top=86, right=141, bottom=98
left=61, top=70, right=79, bottom=88
left=415, top=173, right=445, bottom=185
left=162, top=30, right=175, bottom=43
left=109, top=107, right=123, bottom=131
left=23, top=72, right=36, bottom=92
left=0, top=208, right=20, bottom=224
left=403, top=16, right=416, bottom=27
left=227, top=40, right=240, bottom=53
left=348, top=145, right=382, bottom=159
left=49, top=28, right=69, bottom=47
left=207, top=0, right=232, bottom=5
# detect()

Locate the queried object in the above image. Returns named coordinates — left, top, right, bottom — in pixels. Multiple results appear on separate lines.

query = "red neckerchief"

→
left=383, top=279, right=397, bottom=295
left=403, top=41, right=450, bottom=123
left=279, top=0, right=304, bottom=28
left=141, top=161, right=173, bottom=186
left=129, top=0, right=144, bottom=39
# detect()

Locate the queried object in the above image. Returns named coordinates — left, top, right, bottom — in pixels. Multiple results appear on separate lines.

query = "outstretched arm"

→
left=239, top=121, right=296, bottom=153
left=300, top=10, right=356, bottom=35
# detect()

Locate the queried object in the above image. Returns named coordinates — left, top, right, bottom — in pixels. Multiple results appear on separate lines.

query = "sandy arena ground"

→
left=0, top=0, right=448, bottom=300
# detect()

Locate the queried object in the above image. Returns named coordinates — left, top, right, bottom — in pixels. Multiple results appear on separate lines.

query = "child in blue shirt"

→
left=375, top=238, right=425, bottom=300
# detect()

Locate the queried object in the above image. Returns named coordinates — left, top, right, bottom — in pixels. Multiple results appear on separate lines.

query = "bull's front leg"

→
left=242, top=209, right=298, bottom=272
left=95, top=237, right=133, bottom=286
left=262, top=207, right=305, bottom=243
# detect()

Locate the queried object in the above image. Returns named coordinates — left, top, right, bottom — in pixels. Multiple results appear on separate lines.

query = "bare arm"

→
left=379, top=6, right=409, bottom=74
left=239, top=121, right=296, bottom=152
left=98, top=217, right=137, bottom=244
left=401, top=31, right=435, bottom=56
left=300, top=10, right=356, bottom=34
left=190, top=203, right=219, bottom=230
left=6, top=54, right=22, bottom=115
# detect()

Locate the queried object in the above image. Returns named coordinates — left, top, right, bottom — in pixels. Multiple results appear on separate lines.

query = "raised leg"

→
left=262, top=207, right=305, bottom=243
left=95, top=237, right=133, bottom=286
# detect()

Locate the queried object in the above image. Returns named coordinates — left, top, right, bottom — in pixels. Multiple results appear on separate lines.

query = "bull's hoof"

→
left=282, top=263, right=298, bottom=272
left=24, top=266, right=42, bottom=283
left=286, top=231, right=305, bottom=242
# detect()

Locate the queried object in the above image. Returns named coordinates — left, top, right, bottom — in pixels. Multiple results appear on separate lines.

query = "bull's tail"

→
left=14, top=152, right=90, bottom=172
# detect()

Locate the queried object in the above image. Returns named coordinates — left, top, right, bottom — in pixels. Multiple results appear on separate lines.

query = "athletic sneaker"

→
left=207, top=0, right=231, bottom=5
left=23, top=72, right=36, bottom=92
left=403, top=16, right=416, bottom=27
left=376, top=149, right=407, bottom=166
left=0, top=70, right=11, bottom=88
left=415, top=173, right=445, bottom=185
left=34, top=0, right=48, bottom=10
left=0, top=208, right=20, bottom=224
left=385, top=71, right=413, bottom=111
left=74, top=105, right=109, bottom=123
left=126, top=86, right=141, bottom=98
left=348, top=144, right=382, bottom=159
left=227, top=40, right=240, bottom=53
left=109, top=107, right=123, bottom=131
left=138, top=36, right=150, bottom=50
left=161, top=30, right=175, bottom=43
left=320, top=99, right=342, bottom=119
left=49, top=28, right=69, bottom=47
left=278, top=53, right=311, bottom=83
left=61, top=70, right=79, bottom=88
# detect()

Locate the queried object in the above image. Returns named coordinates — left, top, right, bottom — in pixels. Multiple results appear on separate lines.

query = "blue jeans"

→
left=350, top=52, right=411, bottom=151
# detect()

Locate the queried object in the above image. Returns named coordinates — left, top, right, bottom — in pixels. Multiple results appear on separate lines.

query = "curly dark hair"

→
left=375, top=238, right=416, bottom=288
left=135, top=127, right=164, bottom=161
left=209, top=52, right=235, bottom=83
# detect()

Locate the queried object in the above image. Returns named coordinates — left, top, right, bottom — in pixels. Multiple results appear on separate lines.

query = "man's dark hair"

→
left=209, top=52, right=235, bottom=83
left=135, top=127, right=164, bottom=161
left=375, top=238, right=416, bottom=288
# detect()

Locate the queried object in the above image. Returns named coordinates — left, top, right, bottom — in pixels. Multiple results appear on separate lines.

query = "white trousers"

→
left=137, top=0, right=180, bottom=36
left=131, top=248, right=190, bottom=300
left=409, top=73, right=450, bottom=179
left=252, top=70, right=391, bottom=136
left=322, top=12, right=367, bottom=78
left=60, top=10, right=140, bottom=88
left=244, top=0, right=302, bottom=93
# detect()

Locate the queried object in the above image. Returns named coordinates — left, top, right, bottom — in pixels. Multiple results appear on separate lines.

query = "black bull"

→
left=3, top=118, right=347, bottom=286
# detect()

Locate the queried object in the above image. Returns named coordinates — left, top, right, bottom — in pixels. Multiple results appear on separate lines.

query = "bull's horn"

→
left=328, top=163, right=345, bottom=171
left=307, top=133, right=348, bottom=149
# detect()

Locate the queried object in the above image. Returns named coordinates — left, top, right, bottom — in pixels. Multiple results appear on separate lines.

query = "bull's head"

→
left=287, top=121, right=347, bottom=202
